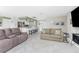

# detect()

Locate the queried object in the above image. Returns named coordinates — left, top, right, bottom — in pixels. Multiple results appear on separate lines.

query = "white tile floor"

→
left=7, top=32, right=79, bottom=53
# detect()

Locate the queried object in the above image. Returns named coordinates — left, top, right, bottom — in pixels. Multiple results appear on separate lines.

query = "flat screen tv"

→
left=71, top=7, right=79, bottom=27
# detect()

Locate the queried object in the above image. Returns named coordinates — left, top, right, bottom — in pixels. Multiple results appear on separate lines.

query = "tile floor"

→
left=7, top=32, right=79, bottom=53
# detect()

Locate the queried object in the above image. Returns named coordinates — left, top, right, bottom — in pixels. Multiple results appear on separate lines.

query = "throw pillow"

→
left=55, top=29, right=61, bottom=35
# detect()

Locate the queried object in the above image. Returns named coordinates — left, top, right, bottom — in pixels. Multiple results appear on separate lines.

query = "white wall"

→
left=66, top=13, right=73, bottom=43
left=39, top=16, right=67, bottom=32
left=67, top=12, right=79, bottom=44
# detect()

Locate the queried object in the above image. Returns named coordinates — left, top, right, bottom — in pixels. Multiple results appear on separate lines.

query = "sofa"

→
left=0, top=28, right=28, bottom=53
left=40, top=28, right=64, bottom=42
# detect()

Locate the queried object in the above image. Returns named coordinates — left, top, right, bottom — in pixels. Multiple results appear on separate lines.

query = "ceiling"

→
left=0, top=6, right=77, bottom=19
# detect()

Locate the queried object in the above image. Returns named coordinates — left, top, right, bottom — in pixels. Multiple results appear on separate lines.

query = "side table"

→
left=63, top=33, right=69, bottom=43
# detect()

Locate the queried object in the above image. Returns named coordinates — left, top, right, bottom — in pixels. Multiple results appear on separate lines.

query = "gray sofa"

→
left=0, top=28, right=28, bottom=53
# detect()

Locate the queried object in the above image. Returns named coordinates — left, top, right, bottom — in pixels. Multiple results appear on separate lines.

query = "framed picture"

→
left=61, top=22, right=64, bottom=25
left=56, top=22, right=59, bottom=25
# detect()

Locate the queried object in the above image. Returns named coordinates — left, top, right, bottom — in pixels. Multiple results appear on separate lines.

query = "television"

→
left=71, top=7, right=79, bottom=27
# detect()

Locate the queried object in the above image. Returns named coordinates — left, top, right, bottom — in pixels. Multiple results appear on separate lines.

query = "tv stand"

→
left=73, top=34, right=79, bottom=44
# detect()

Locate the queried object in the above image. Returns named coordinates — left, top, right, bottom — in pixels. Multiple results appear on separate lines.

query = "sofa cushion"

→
left=0, top=30, right=6, bottom=40
left=54, top=29, right=61, bottom=35
left=16, top=34, right=28, bottom=44
left=7, top=34, right=16, bottom=39
left=11, top=28, right=21, bottom=35
left=43, top=29, right=50, bottom=34
left=50, top=35, right=61, bottom=38
left=0, top=39, right=12, bottom=52
left=4, top=29, right=12, bottom=36
left=11, top=37, right=20, bottom=47
left=0, top=36, right=6, bottom=40
left=50, top=29, right=55, bottom=34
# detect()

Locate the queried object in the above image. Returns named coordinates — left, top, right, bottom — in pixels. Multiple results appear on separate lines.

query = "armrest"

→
left=60, top=32, right=64, bottom=39
left=41, top=32, right=44, bottom=34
